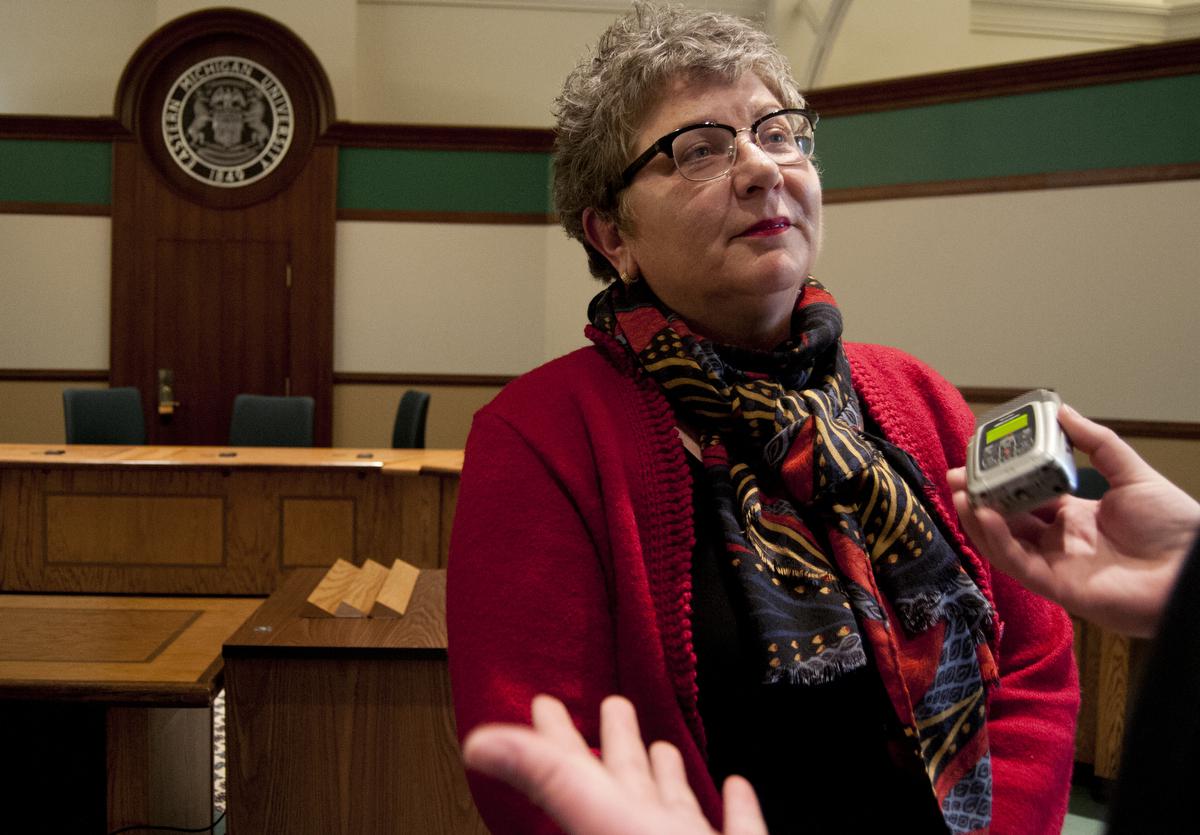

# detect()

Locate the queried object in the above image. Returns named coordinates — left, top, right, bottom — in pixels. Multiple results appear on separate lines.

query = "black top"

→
left=687, top=454, right=948, bottom=834
left=1106, top=532, right=1200, bottom=834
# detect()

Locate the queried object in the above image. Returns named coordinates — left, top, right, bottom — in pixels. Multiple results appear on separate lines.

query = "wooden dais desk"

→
left=223, top=568, right=485, bottom=834
left=0, top=593, right=261, bottom=832
left=0, top=444, right=463, bottom=596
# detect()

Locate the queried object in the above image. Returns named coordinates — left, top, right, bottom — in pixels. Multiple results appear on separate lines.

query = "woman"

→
left=448, top=4, right=1079, bottom=833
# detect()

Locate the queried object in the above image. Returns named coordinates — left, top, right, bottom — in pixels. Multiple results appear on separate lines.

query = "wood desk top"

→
left=0, top=594, right=263, bottom=705
left=0, top=444, right=463, bottom=475
left=224, top=568, right=447, bottom=656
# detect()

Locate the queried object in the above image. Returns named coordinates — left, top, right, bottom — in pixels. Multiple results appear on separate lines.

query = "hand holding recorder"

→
left=949, top=403, right=1200, bottom=637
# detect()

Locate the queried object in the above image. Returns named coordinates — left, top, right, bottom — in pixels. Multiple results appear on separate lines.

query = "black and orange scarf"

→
left=590, top=277, right=999, bottom=834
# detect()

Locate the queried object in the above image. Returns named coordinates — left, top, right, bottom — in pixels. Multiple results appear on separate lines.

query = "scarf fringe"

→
left=895, top=580, right=995, bottom=644
left=764, top=638, right=869, bottom=687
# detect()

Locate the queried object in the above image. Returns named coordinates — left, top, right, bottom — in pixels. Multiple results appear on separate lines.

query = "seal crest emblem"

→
left=161, top=56, right=293, bottom=187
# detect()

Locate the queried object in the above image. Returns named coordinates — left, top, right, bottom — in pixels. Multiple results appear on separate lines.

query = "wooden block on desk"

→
left=371, top=559, right=421, bottom=618
left=303, top=559, right=364, bottom=618
left=341, top=559, right=391, bottom=617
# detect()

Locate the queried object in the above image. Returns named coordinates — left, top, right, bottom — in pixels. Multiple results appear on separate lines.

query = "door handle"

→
left=157, top=368, right=181, bottom=415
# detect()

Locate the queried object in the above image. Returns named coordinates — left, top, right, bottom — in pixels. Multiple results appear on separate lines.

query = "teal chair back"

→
left=229, top=394, right=315, bottom=447
left=63, top=387, right=146, bottom=444
left=392, top=390, right=430, bottom=448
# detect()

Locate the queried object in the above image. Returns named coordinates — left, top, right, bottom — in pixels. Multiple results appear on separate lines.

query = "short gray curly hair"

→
left=553, top=1, right=805, bottom=281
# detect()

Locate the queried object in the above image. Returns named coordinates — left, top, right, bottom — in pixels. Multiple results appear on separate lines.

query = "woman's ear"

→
left=583, top=207, right=632, bottom=276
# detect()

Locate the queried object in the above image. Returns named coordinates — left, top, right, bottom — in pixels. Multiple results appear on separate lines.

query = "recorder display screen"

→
left=979, top=405, right=1036, bottom=471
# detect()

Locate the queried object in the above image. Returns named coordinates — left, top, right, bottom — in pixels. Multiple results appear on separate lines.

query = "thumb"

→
left=1058, top=404, right=1154, bottom=488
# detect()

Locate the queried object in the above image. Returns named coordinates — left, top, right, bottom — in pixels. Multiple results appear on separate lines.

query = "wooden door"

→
left=153, top=239, right=290, bottom=444
left=111, top=9, right=336, bottom=445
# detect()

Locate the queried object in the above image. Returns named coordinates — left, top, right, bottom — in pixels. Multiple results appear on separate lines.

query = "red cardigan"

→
left=448, top=336, right=1079, bottom=835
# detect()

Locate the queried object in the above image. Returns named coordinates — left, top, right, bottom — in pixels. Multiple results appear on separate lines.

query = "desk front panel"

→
left=224, top=568, right=485, bottom=834
left=0, top=447, right=460, bottom=595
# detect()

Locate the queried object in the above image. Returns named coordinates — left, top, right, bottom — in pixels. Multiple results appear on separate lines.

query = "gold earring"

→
left=619, top=270, right=638, bottom=286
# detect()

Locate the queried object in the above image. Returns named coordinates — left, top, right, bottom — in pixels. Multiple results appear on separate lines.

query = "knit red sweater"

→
left=448, top=337, right=1079, bottom=834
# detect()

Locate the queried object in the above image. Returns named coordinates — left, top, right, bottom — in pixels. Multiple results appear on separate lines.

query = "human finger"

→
left=647, top=739, right=704, bottom=813
left=954, top=489, right=1045, bottom=579
left=722, top=775, right=769, bottom=835
left=462, top=723, right=565, bottom=797
left=946, top=467, right=967, bottom=492
left=599, top=695, right=654, bottom=781
left=530, top=694, right=590, bottom=752
left=1057, top=405, right=1152, bottom=487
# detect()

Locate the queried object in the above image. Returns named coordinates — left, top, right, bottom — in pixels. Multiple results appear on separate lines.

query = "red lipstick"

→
left=739, top=217, right=791, bottom=237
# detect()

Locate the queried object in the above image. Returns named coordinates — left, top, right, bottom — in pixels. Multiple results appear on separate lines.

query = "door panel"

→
left=153, top=240, right=289, bottom=445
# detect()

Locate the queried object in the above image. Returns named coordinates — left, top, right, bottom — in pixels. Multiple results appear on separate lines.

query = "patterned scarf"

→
left=590, top=277, right=1000, bottom=834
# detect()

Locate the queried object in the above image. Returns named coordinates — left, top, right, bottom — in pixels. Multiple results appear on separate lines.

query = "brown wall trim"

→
left=334, top=371, right=514, bottom=388
left=0, top=203, right=554, bottom=224
left=0, top=113, right=555, bottom=154
left=337, top=208, right=555, bottom=225
left=0, top=115, right=127, bottom=141
left=824, top=162, right=1200, bottom=204
left=325, top=122, right=554, bottom=152
left=807, top=37, right=1200, bottom=117
left=0, top=369, right=109, bottom=382
left=957, top=386, right=1032, bottom=404
left=0, top=201, right=111, bottom=216
left=958, top=386, right=1200, bottom=440
left=1097, top=419, right=1200, bottom=441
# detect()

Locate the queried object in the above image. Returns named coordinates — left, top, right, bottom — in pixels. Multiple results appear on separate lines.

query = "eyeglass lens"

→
left=672, top=112, right=814, bottom=182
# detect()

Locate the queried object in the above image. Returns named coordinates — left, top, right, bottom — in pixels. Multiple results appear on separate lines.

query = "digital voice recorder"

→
left=966, top=388, right=1077, bottom=514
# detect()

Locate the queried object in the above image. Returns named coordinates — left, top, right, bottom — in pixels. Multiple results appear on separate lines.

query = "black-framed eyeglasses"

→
left=619, top=108, right=819, bottom=188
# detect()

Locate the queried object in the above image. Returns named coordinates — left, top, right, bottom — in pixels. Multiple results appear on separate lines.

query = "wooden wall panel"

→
left=45, top=495, right=223, bottom=566
left=1, top=456, right=458, bottom=595
left=1073, top=617, right=1152, bottom=781
left=282, top=498, right=355, bottom=567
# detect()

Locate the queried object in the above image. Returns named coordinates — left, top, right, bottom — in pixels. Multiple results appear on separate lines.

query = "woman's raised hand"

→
left=462, top=694, right=768, bottom=835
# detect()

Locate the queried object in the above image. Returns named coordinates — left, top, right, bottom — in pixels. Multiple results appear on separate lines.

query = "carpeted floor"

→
left=213, top=689, right=226, bottom=833
left=1064, top=783, right=1107, bottom=834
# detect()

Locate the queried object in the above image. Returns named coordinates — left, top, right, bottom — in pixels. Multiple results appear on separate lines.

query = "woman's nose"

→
left=730, top=134, right=783, bottom=194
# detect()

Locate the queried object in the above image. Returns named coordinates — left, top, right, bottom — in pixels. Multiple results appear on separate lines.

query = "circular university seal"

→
left=161, top=56, right=294, bottom=188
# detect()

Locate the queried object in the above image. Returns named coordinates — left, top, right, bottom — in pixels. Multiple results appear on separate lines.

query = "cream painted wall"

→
left=3, top=179, right=1196, bottom=420
left=0, top=0, right=153, bottom=115
left=543, top=226, right=600, bottom=360
left=817, top=180, right=1200, bottom=422
left=812, top=0, right=1130, bottom=87
left=0, top=1, right=1155, bottom=121
left=334, top=221, right=548, bottom=374
left=354, top=4, right=615, bottom=126
left=0, top=215, right=110, bottom=368
left=0, top=1, right=358, bottom=118
left=0, top=380, right=103, bottom=444
left=333, top=382, right=501, bottom=448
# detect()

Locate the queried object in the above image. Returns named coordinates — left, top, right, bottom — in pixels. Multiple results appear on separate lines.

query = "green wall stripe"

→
left=0, top=140, right=111, bottom=204
left=816, top=74, right=1200, bottom=190
left=3, top=74, right=1197, bottom=210
left=336, top=147, right=553, bottom=214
